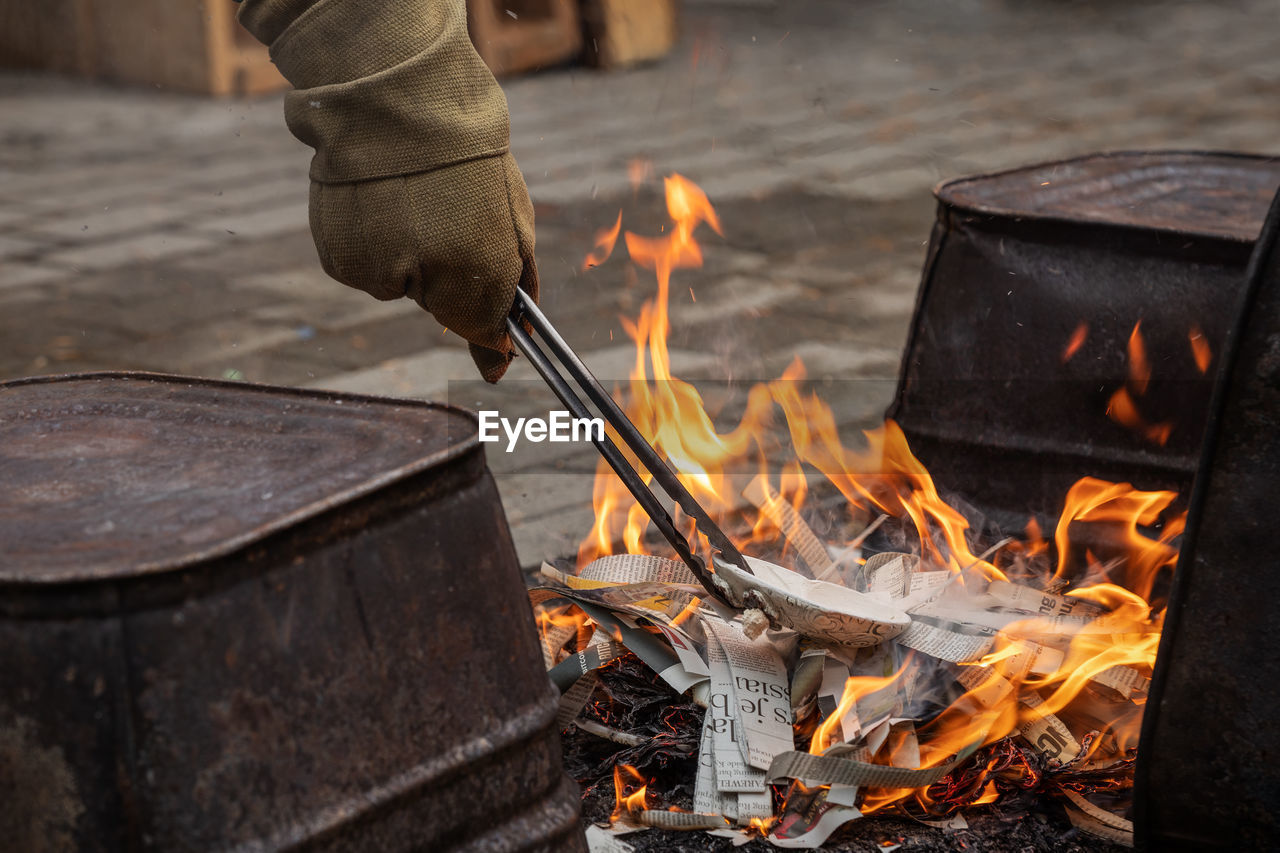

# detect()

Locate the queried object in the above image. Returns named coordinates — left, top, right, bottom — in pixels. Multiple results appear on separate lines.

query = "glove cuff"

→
left=256, top=0, right=511, bottom=183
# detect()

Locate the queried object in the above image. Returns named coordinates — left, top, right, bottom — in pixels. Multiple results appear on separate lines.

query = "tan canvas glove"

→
left=238, top=0, right=537, bottom=382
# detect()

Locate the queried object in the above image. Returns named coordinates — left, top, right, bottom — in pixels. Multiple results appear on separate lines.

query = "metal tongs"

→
left=506, top=289, right=749, bottom=607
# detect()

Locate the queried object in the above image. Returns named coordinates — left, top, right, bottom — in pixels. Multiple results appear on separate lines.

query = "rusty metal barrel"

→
left=0, top=372, right=586, bottom=852
left=888, top=151, right=1280, bottom=525
left=1136, top=185, right=1280, bottom=851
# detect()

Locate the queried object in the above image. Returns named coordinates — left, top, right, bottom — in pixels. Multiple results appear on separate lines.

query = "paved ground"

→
left=1, top=0, right=1277, bottom=565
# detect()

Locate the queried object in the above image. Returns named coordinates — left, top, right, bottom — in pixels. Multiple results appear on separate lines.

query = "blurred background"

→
left=0, top=0, right=1276, bottom=563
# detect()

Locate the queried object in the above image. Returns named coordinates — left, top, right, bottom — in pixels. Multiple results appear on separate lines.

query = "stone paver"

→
left=41, top=233, right=221, bottom=273
left=0, top=0, right=1277, bottom=566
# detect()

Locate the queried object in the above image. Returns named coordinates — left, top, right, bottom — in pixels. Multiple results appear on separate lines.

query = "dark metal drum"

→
left=888, top=151, right=1280, bottom=526
left=885, top=152, right=1280, bottom=849
left=0, top=372, right=585, bottom=852
left=1136, top=187, right=1280, bottom=852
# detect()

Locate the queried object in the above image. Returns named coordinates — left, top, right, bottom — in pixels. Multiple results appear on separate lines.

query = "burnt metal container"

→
left=0, top=373, right=585, bottom=852
left=888, top=151, right=1280, bottom=526
left=886, top=152, right=1280, bottom=849
left=1136, top=185, right=1280, bottom=851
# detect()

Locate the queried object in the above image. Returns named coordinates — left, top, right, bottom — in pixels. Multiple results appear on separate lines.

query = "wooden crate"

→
left=0, top=0, right=287, bottom=96
left=0, top=0, right=678, bottom=93
left=467, top=0, right=582, bottom=77
left=581, top=0, right=679, bottom=69
left=0, top=0, right=93, bottom=76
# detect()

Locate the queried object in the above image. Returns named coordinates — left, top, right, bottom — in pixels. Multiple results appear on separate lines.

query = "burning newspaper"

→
left=535, top=478, right=1158, bottom=849
left=536, top=173, right=1170, bottom=850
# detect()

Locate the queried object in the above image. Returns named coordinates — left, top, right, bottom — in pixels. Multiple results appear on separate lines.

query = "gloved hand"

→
left=238, top=0, right=537, bottom=382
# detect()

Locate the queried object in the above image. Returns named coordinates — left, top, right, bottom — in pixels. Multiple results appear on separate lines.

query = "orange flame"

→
left=577, top=175, right=1017, bottom=582
left=582, top=210, right=623, bottom=271
left=811, top=666, right=906, bottom=755
left=611, top=764, right=648, bottom=823
left=1061, top=322, right=1088, bottom=363
left=1106, top=321, right=1173, bottom=445
left=1127, top=322, right=1151, bottom=394
left=579, top=174, right=773, bottom=563
left=1189, top=324, right=1212, bottom=374
left=1106, top=387, right=1173, bottom=446
left=573, top=175, right=1182, bottom=821
left=1022, top=517, right=1050, bottom=559
left=536, top=603, right=590, bottom=648
left=1052, top=477, right=1183, bottom=600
